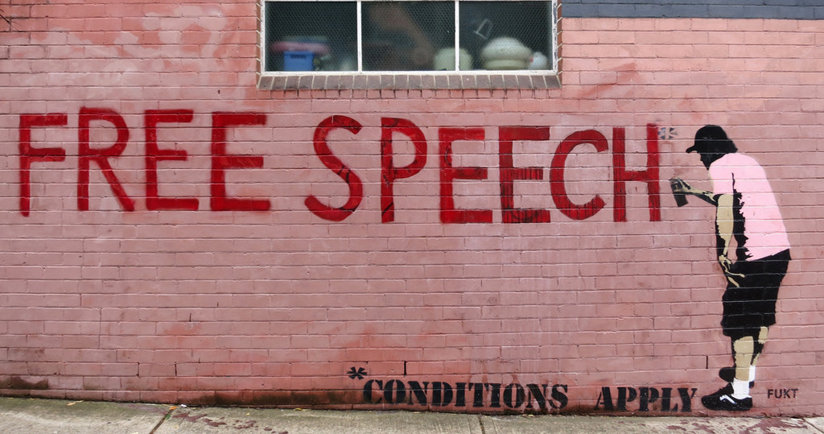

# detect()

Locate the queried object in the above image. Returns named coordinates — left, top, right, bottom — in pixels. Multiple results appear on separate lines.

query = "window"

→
left=258, top=0, right=559, bottom=90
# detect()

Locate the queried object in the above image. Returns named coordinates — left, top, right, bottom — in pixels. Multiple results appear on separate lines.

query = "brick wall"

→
left=1, top=1, right=823, bottom=415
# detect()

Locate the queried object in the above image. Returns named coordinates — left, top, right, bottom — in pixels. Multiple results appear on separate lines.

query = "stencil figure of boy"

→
left=671, top=125, right=791, bottom=411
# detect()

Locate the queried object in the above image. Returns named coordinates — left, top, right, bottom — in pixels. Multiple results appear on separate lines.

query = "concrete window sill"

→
left=256, top=72, right=561, bottom=91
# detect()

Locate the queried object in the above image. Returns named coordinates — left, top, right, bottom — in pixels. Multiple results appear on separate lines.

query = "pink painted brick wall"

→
left=1, top=1, right=823, bottom=416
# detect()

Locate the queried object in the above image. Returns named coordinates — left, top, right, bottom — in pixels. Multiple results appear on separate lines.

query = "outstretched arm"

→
left=670, top=178, right=718, bottom=206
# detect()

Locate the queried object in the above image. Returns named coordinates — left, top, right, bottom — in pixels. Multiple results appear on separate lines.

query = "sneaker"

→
left=718, top=367, right=755, bottom=387
left=701, top=384, right=753, bottom=411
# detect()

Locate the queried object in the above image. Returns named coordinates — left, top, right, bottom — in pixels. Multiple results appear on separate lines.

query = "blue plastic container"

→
left=283, top=51, right=314, bottom=71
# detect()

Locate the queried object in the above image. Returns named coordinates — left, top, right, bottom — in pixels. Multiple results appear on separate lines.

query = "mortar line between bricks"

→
left=149, top=406, right=177, bottom=434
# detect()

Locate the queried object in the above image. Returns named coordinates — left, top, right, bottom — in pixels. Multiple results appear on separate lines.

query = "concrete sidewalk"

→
left=0, top=397, right=822, bottom=433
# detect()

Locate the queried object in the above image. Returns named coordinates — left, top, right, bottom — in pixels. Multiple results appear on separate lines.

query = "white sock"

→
left=749, top=366, right=756, bottom=382
left=732, top=379, right=750, bottom=399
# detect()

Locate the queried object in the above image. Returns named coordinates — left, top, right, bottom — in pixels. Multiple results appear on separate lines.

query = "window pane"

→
left=265, top=2, right=357, bottom=72
left=460, top=1, right=551, bottom=70
left=362, top=2, right=455, bottom=71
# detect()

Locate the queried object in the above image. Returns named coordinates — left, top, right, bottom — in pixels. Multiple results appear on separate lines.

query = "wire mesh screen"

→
left=460, top=1, right=551, bottom=70
left=362, top=2, right=455, bottom=71
left=264, top=1, right=553, bottom=73
left=265, top=2, right=358, bottom=72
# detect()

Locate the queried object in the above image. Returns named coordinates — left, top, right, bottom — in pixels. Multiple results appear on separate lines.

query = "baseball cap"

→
left=686, top=125, right=728, bottom=153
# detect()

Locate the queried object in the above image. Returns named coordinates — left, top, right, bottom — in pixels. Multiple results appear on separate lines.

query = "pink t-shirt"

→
left=709, top=153, right=790, bottom=261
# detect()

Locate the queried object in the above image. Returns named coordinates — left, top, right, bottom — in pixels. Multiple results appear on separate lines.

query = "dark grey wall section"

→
left=562, top=1, right=824, bottom=20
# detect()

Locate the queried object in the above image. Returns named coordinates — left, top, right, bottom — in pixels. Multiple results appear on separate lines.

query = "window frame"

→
left=256, top=0, right=560, bottom=90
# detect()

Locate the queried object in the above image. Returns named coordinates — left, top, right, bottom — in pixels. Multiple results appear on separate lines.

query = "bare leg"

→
left=733, top=336, right=754, bottom=382
left=703, top=334, right=757, bottom=410
left=751, top=326, right=768, bottom=366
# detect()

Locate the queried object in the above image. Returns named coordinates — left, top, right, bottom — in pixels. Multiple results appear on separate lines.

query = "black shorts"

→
left=721, top=249, right=791, bottom=340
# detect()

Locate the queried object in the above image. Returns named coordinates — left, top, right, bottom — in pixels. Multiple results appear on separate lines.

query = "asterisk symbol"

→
left=347, top=366, right=367, bottom=380
left=658, top=127, right=678, bottom=140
